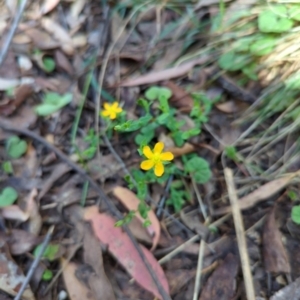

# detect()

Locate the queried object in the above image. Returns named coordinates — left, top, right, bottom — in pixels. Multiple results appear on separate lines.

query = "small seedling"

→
left=0, top=187, right=18, bottom=207
left=6, top=136, right=27, bottom=159
left=291, top=205, right=300, bottom=225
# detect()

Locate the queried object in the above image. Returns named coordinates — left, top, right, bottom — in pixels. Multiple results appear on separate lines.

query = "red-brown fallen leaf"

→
left=83, top=206, right=170, bottom=299
left=62, top=259, right=96, bottom=300
left=263, top=209, right=290, bottom=274
left=216, top=100, right=248, bottom=113
left=163, top=81, right=194, bottom=112
left=54, top=50, right=74, bottom=75
left=112, top=186, right=161, bottom=251
left=120, top=56, right=210, bottom=87
left=40, top=0, right=61, bottom=15
left=0, top=238, right=35, bottom=299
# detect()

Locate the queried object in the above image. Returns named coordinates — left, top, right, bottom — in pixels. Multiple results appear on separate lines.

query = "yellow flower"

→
left=140, top=142, right=174, bottom=177
left=101, top=102, right=122, bottom=120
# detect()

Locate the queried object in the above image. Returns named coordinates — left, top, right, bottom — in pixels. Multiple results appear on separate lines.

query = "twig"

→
left=159, top=234, right=200, bottom=265
left=14, top=226, right=54, bottom=300
left=0, top=121, right=171, bottom=300
left=156, top=174, right=173, bottom=219
left=193, top=240, right=205, bottom=300
left=0, top=0, right=28, bottom=67
left=224, top=168, right=256, bottom=300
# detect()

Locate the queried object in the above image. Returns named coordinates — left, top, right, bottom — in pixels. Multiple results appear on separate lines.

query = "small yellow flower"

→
left=140, top=142, right=174, bottom=177
left=101, top=102, right=122, bottom=120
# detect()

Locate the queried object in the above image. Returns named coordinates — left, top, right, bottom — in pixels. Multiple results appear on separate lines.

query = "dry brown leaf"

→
left=128, top=217, right=153, bottom=245
left=38, top=163, right=71, bottom=200
left=1, top=205, right=29, bottom=221
left=166, top=143, right=195, bottom=157
left=214, top=174, right=297, bottom=215
left=1, top=229, right=40, bottom=255
left=163, top=81, right=194, bottom=112
left=0, top=238, right=35, bottom=299
left=199, top=253, right=239, bottom=300
left=120, top=56, right=210, bottom=87
left=112, top=186, right=161, bottom=251
left=263, top=209, right=290, bottom=274
left=0, top=78, right=20, bottom=90
left=180, top=210, right=209, bottom=238
left=41, top=17, right=74, bottom=55
left=81, top=223, right=116, bottom=300
left=216, top=101, right=249, bottom=114
left=40, top=0, right=61, bottom=15
left=25, top=28, right=60, bottom=50
left=0, top=50, right=20, bottom=78
left=62, top=259, right=96, bottom=300
left=54, top=50, right=74, bottom=74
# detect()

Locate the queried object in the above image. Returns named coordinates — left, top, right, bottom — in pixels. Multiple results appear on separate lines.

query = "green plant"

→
left=2, top=161, right=13, bottom=174
left=0, top=187, right=18, bottom=207
left=34, top=244, right=60, bottom=261
left=112, top=86, right=212, bottom=218
left=291, top=205, right=300, bottom=224
left=6, top=136, right=27, bottom=159
left=35, top=92, right=72, bottom=116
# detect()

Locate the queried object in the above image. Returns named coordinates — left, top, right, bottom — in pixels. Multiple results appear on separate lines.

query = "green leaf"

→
left=42, top=57, right=56, bottom=73
left=34, top=244, right=60, bottom=261
left=242, top=63, right=258, bottom=81
left=292, top=205, right=300, bottom=224
left=184, top=157, right=211, bottom=183
left=288, top=5, right=300, bottom=21
left=258, top=6, right=293, bottom=33
left=0, top=187, right=18, bottom=207
left=138, top=201, right=150, bottom=219
left=156, top=113, right=170, bottom=124
left=172, top=131, right=184, bottom=147
left=2, top=161, right=13, bottom=174
left=6, top=136, right=27, bottom=158
left=285, top=72, right=300, bottom=90
left=145, top=86, right=160, bottom=100
left=233, top=36, right=256, bottom=52
left=218, top=51, right=250, bottom=71
left=35, top=92, right=72, bottom=116
left=288, top=190, right=297, bottom=201
left=158, top=87, right=172, bottom=100
left=114, top=115, right=152, bottom=132
left=182, top=128, right=201, bottom=140
left=143, top=219, right=152, bottom=227
left=137, top=98, right=151, bottom=112
left=250, top=37, right=277, bottom=56
left=225, top=146, right=238, bottom=161
left=42, top=269, right=53, bottom=281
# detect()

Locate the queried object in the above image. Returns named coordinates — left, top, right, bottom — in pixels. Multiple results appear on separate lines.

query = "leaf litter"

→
left=0, top=0, right=299, bottom=299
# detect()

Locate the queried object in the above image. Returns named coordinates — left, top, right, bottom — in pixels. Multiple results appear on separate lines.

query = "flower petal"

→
left=160, top=152, right=174, bottom=161
left=101, top=110, right=110, bottom=117
left=142, top=146, right=153, bottom=159
left=115, top=107, right=123, bottom=113
left=154, top=142, right=164, bottom=154
left=110, top=112, right=117, bottom=119
left=112, top=102, right=119, bottom=108
left=154, top=162, right=164, bottom=177
left=104, top=103, right=111, bottom=110
left=140, top=160, right=154, bottom=170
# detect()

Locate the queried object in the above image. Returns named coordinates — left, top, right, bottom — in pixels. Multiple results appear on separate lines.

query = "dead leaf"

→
left=216, top=100, right=249, bottom=113
left=62, top=259, right=96, bottom=300
left=0, top=238, right=35, bottom=299
left=120, top=56, right=210, bottom=87
left=163, top=81, right=194, bottom=112
left=2, top=229, right=40, bottom=255
left=0, top=78, right=20, bottom=90
left=199, top=253, right=239, bottom=300
left=0, top=50, right=20, bottom=78
left=41, top=18, right=74, bottom=55
left=112, top=186, right=161, bottom=251
left=81, top=223, right=116, bottom=300
left=180, top=210, right=209, bottom=238
left=40, top=0, right=61, bottom=15
left=83, top=207, right=170, bottom=299
left=214, top=174, right=297, bottom=215
left=166, top=143, right=195, bottom=157
left=54, top=50, right=74, bottom=74
left=23, top=188, right=42, bottom=236
left=38, top=163, right=71, bottom=200
left=128, top=217, right=153, bottom=245
left=166, top=269, right=196, bottom=296
left=263, top=209, right=290, bottom=274
left=270, top=277, right=300, bottom=300
left=25, top=28, right=60, bottom=50
left=1, top=205, right=29, bottom=221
